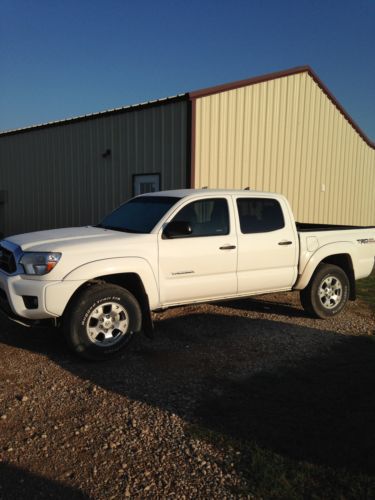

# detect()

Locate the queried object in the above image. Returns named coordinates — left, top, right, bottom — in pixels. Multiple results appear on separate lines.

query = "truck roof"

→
left=139, top=188, right=283, bottom=198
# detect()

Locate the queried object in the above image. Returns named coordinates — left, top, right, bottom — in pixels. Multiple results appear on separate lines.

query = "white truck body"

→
left=0, top=189, right=374, bottom=358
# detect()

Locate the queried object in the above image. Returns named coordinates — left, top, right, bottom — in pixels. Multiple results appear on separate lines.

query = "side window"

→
left=237, top=198, right=285, bottom=233
left=172, top=198, right=229, bottom=237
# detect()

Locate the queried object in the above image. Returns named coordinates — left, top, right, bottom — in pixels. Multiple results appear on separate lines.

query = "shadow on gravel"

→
left=194, top=334, right=375, bottom=474
left=0, top=463, right=88, bottom=499
left=217, top=295, right=311, bottom=319
left=1, top=304, right=375, bottom=478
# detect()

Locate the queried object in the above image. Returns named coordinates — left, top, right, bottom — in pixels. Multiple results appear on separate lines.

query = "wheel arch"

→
left=295, top=243, right=357, bottom=300
left=61, top=272, right=154, bottom=336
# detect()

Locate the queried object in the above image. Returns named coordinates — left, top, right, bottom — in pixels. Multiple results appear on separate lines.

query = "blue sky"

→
left=1, top=0, right=374, bottom=139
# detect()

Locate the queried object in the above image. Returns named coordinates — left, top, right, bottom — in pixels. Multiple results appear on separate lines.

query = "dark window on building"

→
left=133, top=174, right=161, bottom=196
left=237, top=198, right=285, bottom=233
left=172, top=198, right=229, bottom=237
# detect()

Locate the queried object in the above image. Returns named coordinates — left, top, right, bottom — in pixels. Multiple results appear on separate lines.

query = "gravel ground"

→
left=0, top=292, right=374, bottom=499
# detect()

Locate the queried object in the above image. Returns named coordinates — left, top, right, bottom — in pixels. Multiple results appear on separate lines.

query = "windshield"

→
left=97, top=196, right=180, bottom=233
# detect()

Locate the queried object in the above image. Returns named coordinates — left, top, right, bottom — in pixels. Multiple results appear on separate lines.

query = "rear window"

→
left=237, top=198, right=285, bottom=233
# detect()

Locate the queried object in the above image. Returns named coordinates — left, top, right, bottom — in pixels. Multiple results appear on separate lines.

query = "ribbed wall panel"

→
left=0, top=100, right=188, bottom=236
left=194, top=73, right=375, bottom=225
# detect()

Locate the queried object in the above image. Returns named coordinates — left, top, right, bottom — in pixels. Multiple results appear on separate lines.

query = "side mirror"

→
left=163, top=220, right=192, bottom=239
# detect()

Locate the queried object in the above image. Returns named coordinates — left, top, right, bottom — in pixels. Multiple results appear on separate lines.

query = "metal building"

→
left=0, top=97, right=190, bottom=236
left=190, top=67, right=375, bottom=226
left=0, top=66, right=374, bottom=236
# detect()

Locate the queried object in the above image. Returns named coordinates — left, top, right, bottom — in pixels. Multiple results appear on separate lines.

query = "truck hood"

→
left=7, top=226, right=139, bottom=252
left=5, top=226, right=157, bottom=281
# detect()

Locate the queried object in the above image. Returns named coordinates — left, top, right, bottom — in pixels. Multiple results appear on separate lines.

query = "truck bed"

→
left=296, top=222, right=375, bottom=232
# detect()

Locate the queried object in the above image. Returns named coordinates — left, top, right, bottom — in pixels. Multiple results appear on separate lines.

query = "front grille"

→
left=0, top=245, right=17, bottom=274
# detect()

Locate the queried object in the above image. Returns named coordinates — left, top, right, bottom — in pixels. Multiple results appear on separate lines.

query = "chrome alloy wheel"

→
left=318, top=276, right=343, bottom=310
left=86, top=302, right=129, bottom=346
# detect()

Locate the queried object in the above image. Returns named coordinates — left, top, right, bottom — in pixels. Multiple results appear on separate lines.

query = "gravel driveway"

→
left=0, top=292, right=374, bottom=498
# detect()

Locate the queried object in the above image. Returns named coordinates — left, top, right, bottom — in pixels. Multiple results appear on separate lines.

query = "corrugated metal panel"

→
left=194, top=72, right=375, bottom=225
left=0, top=95, right=187, bottom=136
left=0, top=100, right=188, bottom=236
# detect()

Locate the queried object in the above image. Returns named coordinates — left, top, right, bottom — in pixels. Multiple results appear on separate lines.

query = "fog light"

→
left=22, top=296, right=38, bottom=309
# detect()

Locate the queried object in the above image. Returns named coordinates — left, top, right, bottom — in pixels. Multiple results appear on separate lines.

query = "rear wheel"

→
left=64, top=283, right=142, bottom=360
left=300, top=264, right=349, bottom=319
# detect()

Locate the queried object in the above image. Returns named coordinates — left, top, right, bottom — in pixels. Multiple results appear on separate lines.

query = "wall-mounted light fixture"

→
left=102, top=149, right=111, bottom=158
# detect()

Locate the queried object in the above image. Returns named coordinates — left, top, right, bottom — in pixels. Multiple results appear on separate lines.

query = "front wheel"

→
left=64, top=283, right=142, bottom=360
left=300, top=264, right=350, bottom=319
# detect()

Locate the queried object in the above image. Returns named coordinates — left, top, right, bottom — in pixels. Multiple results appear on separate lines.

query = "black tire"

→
left=300, top=264, right=350, bottom=319
left=63, top=283, right=142, bottom=360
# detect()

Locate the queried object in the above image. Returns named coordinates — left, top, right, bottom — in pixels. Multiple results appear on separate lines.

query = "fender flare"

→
left=294, top=242, right=357, bottom=290
left=45, top=257, right=160, bottom=317
left=64, top=257, right=159, bottom=308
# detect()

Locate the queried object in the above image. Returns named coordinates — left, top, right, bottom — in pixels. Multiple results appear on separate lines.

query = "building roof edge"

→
left=1, top=66, right=374, bottom=150
left=0, top=94, right=188, bottom=137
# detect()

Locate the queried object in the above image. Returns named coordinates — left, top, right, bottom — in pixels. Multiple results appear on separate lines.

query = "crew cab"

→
left=0, top=189, right=374, bottom=359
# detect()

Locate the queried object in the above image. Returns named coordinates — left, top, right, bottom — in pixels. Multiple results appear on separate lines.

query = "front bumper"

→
left=0, top=240, right=86, bottom=323
left=0, top=273, right=58, bottom=320
left=0, top=297, right=54, bottom=327
left=0, top=272, right=84, bottom=321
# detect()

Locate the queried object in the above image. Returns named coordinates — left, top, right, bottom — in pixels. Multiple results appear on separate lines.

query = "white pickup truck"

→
left=0, top=189, right=374, bottom=359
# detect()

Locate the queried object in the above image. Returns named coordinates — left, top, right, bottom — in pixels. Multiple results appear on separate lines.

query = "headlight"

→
left=20, top=252, right=62, bottom=275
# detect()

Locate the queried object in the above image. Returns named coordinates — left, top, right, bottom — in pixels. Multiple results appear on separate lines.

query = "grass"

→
left=188, top=424, right=375, bottom=499
left=357, top=269, right=375, bottom=311
left=186, top=292, right=375, bottom=499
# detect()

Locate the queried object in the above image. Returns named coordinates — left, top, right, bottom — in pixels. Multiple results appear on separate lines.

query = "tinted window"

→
left=171, top=198, right=229, bottom=237
left=237, top=198, right=284, bottom=233
left=98, top=196, right=179, bottom=233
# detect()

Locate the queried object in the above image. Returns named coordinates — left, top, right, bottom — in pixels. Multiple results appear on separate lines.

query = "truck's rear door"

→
left=234, top=195, right=298, bottom=294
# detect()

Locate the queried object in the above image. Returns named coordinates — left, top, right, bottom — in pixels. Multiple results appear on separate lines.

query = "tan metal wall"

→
left=193, top=72, right=375, bottom=225
left=0, top=99, right=188, bottom=236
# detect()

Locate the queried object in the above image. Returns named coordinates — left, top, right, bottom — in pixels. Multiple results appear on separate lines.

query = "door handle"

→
left=278, top=240, right=293, bottom=246
left=219, top=244, right=236, bottom=250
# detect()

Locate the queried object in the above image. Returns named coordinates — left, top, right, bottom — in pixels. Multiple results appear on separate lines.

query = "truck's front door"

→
left=158, top=196, right=237, bottom=305
left=234, top=196, right=298, bottom=294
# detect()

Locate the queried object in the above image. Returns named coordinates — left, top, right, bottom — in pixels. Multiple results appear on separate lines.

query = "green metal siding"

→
left=0, top=99, right=188, bottom=236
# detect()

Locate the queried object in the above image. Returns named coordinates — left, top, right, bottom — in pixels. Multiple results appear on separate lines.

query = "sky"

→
left=1, top=0, right=374, bottom=139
